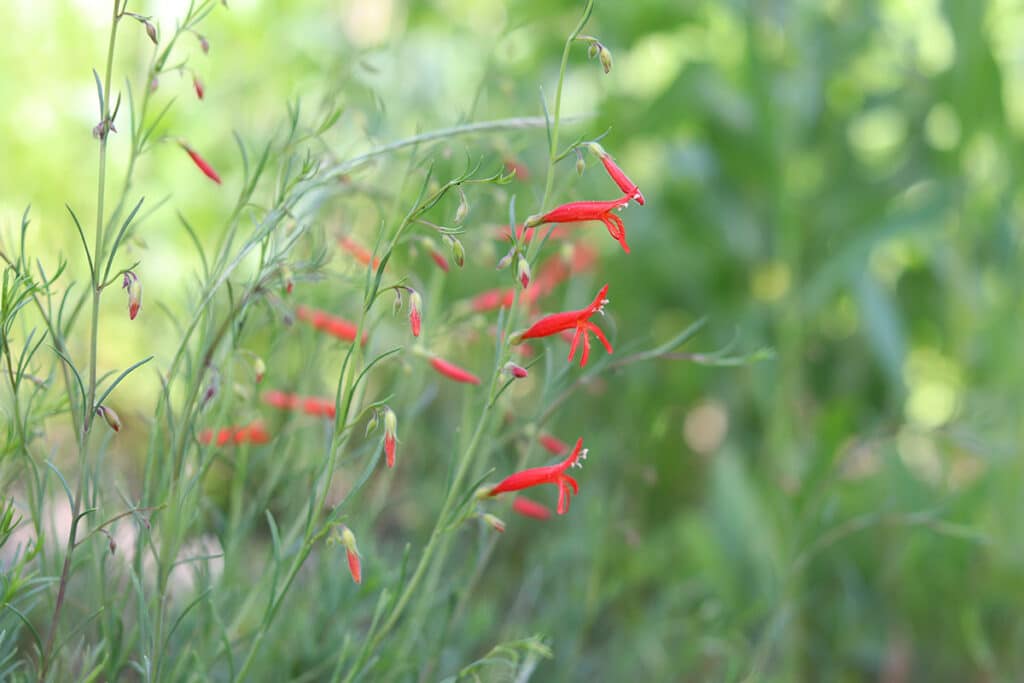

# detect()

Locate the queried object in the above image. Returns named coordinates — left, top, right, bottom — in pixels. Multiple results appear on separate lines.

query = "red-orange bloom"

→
left=199, top=420, right=270, bottom=446
left=489, top=437, right=588, bottom=514
left=519, top=285, right=612, bottom=367
left=263, top=390, right=336, bottom=418
left=429, top=356, right=481, bottom=385
left=296, top=305, right=367, bottom=345
left=179, top=142, right=222, bottom=184
left=338, top=235, right=380, bottom=268
left=512, top=496, right=552, bottom=520
left=471, top=287, right=515, bottom=313
left=529, top=197, right=632, bottom=253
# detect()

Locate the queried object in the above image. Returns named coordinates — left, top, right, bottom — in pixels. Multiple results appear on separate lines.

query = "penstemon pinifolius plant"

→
left=0, top=1, right=738, bottom=680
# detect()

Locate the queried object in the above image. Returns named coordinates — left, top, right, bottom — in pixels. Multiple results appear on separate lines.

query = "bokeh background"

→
left=4, top=0, right=1024, bottom=681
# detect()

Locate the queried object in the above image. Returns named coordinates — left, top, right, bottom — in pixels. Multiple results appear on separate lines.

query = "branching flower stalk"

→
left=340, top=2, right=597, bottom=679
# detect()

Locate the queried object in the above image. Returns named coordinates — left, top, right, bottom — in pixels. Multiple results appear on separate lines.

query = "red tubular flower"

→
left=504, top=159, right=530, bottom=181
left=193, top=75, right=205, bottom=100
left=518, top=285, right=613, bottom=367
left=263, top=390, right=299, bottom=410
left=512, top=496, right=552, bottom=520
left=338, top=235, right=380, bottom=268
left=296, top=305, right=367, bottom=345
left=179, top=142, right=222, bottom=184
left=199, top=420, right=270, bottom=446
left=471, top=287, right=516, bottom=313
left=488, top=437, right=588, bottom=514
left=429, top=356, right=481, bottom=385
left=263, top=391, right=336, bottom=418
left=591, top=143, right=644, bottom=205
left=538, top=433, right=569, bottom=456
left=429, top=249, right=450, bottom=272
left=527, top=197, right=632, bottom=253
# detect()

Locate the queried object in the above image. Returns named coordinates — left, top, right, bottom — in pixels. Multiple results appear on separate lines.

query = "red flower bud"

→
left=179, top=142, right=222, bottom=184
left=296, top=305, right=367, bottom=345
left=408, top=290, right=422, bottom=338
left=512, top=496, right=552, bottom=520
left=193, top=75, right=205, bottom=100
left=429, top=356, right=481, bottom=385
left=482, top=513, right=506, bottom=533
left=340, top=527, right=361, bottom=584
left=383, top=407, right=398, bottom=468
left=122, top=271, right=142, bottom=320
left=502, top=361, right=528, bottom=379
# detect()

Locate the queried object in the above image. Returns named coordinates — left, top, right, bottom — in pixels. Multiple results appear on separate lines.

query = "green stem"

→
left=39, top=6, right=122, bottom=677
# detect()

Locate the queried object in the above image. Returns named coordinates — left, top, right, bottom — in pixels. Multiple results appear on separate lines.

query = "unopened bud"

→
left=408, top=290, right=422, bottom=338
left=340, top=526, right=361, bottom=584
left=588, top=42, right=600, bottom=60
left=446, top=236, right=465, bottom=268
left=253, top=357, right=266, bottom=383
left=502, top=362, right=528, bottom=379
left=193, top=75, right=205, bottom=100
left=197, top=33, right=210, bottom=54
left=128, top=14, right=159, bottom=44
left=109, top=536, right=117, bottom=555
left=482, top=513, right=506, bottom=533
left=383, top=407, right=398, bottom=468
left=599, top=46, right=613, bottom=74
left=96, top=405, right=122, bottom=433
left=516, top=257, right=531, bottom=290
left=576, top=149, right=586, bottom=176
left=122, top=271, right=141, bottom=320
left=454, top=187, right=469, bottom=224
left=282, top=266, right=293, bottom=295
left=496, top=248, right=515, bottom=271
left=523, top=214, right=543, bottom=228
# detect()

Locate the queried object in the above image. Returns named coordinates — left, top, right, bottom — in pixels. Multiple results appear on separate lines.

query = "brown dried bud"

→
left=96, top=405, right=122, bottom=433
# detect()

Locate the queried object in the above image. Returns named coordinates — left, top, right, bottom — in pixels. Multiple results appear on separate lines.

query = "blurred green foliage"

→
left=4, top=0, right=1024, bottom=681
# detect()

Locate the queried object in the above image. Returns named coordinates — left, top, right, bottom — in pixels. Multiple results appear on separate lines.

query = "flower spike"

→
left=488, top=437, right=588, bottom=515
left=516, top=285, right=612, bottom=367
